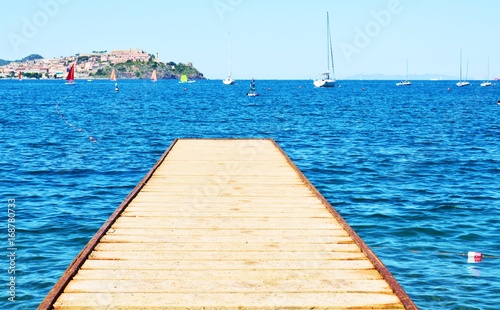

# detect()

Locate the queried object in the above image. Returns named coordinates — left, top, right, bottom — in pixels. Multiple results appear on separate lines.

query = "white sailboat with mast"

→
left=314, top=12, right=336, bottom=88
left=223, top=32, right=235, bottom=85
left=396, top=59, right=411, bottom=86
left=480, top=57, right=492, bottom=87
left=456, top=49, right=470, bottom=87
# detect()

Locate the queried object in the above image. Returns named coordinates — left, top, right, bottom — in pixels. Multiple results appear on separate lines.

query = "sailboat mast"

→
left=228, top=32, right=232, bottom=77
left=406, top=59, right=408, bottom=80
left=465, top=58, right=469, bottom=81
left=487, top=57, right=490, bottom=80
left=326, top=12, right=334, bottom=79
left=459, top=49, right=463, bottom=82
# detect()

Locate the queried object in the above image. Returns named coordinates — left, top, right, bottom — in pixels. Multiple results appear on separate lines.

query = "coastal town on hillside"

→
left=0, top=48, right=200, bottom=80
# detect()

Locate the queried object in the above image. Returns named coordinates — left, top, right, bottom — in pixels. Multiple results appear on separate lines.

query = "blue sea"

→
left=1, top=79, right=500, bottom=309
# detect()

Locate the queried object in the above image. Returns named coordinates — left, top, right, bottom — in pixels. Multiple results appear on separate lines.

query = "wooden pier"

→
left=40, top=138, right=416, bottom=309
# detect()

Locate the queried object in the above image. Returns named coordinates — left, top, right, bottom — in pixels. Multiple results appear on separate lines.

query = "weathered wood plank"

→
left=73, top=268, right=385, bottom=281
left=93, top=241, right=362, bottom=252
left=54, top=292, right=404, bottom=309
left=98, top=234, right=355, bottom=244
left=88, top=250, right=366, bottom=261
left=79, top=259, right=375, bottom=270
left=64, top=278, right=393, bottom=293
left=101, top=228, right=349, bottom=236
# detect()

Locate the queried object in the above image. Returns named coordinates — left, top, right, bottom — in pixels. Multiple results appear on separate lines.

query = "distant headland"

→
left=0, top=48, right=205, bottom=80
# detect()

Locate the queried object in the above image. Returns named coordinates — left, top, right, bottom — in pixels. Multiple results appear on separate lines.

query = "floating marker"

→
left=57, top=102, right=97, bottom=143
left=467, top=251, right=482, bottom=263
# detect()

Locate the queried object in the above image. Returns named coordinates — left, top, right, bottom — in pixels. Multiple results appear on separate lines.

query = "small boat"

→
left=222, top=77, right=235, bottom=85
left=314, top=12, right=336, bottom=88
left=151, top=69, right=158, bottom=82
left=179, top=74, right=195, bottom=83
left=65, top=63, right=75, bottom=85
left=480, top=57, right=492, bottom=87
left=223, top=33, right=235, bottom=85
left=396, top=80, right=412, bottom=86
left=456, top=49, right=470, bottom=87
left=396, top=59, right=411, bottom=86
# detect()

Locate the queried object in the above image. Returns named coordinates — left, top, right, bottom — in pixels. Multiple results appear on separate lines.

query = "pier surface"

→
left=40, top=138, right=416, bottom=309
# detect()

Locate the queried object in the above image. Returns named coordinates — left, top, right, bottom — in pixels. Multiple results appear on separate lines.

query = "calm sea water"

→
left=1, top=79, right=499, bottom=309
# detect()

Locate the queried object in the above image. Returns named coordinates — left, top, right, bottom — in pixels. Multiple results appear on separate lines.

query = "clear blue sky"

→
left=1, top=0, right=499, bottom=80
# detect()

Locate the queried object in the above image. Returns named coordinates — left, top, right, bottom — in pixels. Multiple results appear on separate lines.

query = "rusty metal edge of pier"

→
left=39, top=138, right=417, bottom=310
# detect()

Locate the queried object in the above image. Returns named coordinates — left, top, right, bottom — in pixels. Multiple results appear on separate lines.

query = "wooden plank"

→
left=64, top=279, right=393, bottom=293
left=73, top=268, right=385, bottom=281
left=88, top=250, right=366, bottom=261
left=93, top=242, right=362, bottom=252
left=79, top=259, right=375, bottom=270
left=54, top=292, right=404, bottom=309
left=98, top=234, right=355, bottom=244
left=100, top=228, right=349, bottom=236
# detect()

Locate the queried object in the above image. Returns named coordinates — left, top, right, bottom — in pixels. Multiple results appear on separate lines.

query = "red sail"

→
left=66, top=64, right=75, bottom=82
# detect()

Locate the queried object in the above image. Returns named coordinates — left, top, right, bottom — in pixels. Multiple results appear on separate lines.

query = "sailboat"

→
left=223, top=32, right=235, bottom=85
left=396, top=59, right=411, bottom=86
left=65, top=63, right=75, bottom=85
left=480, top=58, right=492, bottom=87
left=110, top=68, right=117, bottom=81
left=456, top=49, right=470, bottom=87
left=179, top=74, right=195, bottom=83
left=151, top=69, right=158, bottom=82
left=18, top=71, right=22, bottom=81
left=314, top=12, right=336, bottom=88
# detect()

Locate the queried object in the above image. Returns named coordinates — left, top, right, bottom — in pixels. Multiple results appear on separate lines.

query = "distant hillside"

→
left=90, top=59, right=205, bottom=80
left=0, top=54, right=43, bottom=66
left=20, top=54, right=43, bottom=62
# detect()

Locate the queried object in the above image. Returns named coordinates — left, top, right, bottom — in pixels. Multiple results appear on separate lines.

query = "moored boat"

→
left=314, top=12, right=336, bottom=88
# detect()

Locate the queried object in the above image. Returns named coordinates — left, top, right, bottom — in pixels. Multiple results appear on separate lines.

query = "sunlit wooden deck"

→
left=40, top=138, right=416, bottom=309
